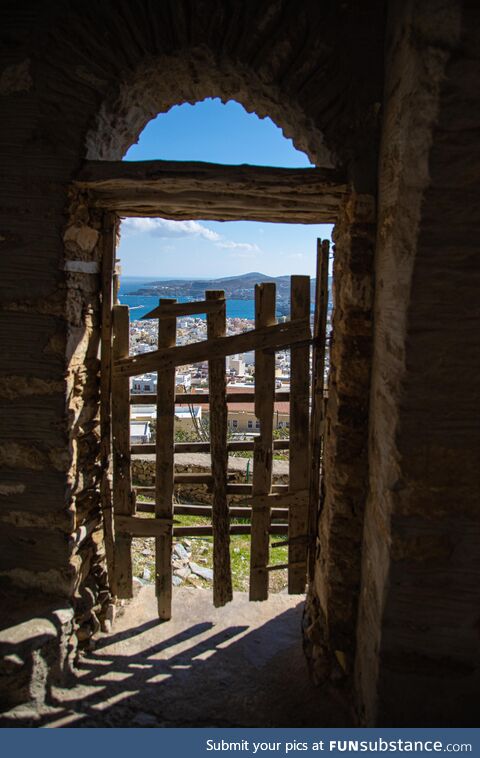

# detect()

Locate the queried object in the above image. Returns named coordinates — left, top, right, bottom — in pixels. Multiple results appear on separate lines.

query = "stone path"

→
left=7, top=587, right=351, bottom=727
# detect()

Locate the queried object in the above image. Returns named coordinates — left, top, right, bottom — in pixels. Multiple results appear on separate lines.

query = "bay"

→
left=118, top=276, right=324, bottom=321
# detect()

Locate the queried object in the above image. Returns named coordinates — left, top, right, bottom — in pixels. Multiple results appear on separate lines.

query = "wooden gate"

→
left=109, top=243, right=329, bottom=619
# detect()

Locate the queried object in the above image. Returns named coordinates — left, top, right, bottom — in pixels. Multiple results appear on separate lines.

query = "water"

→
left=119, top=277, right=255, bottom=321
left=118, top=276, right=324, bottom=321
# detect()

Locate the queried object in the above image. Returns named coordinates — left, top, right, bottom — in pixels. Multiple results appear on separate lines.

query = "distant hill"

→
left=130, top=272, right=323, bottom=302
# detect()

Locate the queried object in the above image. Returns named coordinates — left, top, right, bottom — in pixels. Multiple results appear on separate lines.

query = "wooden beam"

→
left=155, top=299, right=176, bottom=621
left=206, top=290, right=232, bottom=607
left=114, top=318, right=311, bottom=378
left=112, top=305, right=134, bottom=598
left=75, top=160, right=348, bottom=224
left=115, top=515, right=172, bottom=538
left=173, top=524, right=288, bottom=537
left=288, top=276, right=311, bottom=594
left=131, top=438, right=290, bottom=455
left=308, top=239, right=330, bottom=581
left=225, top=483, right=288, bottom=496
left=142, top=298, right=224, bottom=320
left=135, top=502, right=289, bottom=520
left=250, top=283, right=276, bottom=601
left=99, top=212, right=116, bottom=593
left=130, top=391, right=290, bottom=405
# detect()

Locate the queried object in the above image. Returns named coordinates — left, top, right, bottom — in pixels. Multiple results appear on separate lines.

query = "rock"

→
left=183, top=539, right=192, bottom=547
left=189, top=562, right=213, bottom=581
left=142, top=567, right=151, bottom=581
left=172, top=575, right=183, bottom=586
left=172, top=558, right=184, bottom=569
left=142, top=549, right=152, bottom=556
left=174, top=566, right=191, bottom=579
left=173, top=543, right=189, bottom=561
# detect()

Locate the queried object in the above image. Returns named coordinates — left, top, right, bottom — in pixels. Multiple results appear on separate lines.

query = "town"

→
left=128, top=311, right=330, bottom=445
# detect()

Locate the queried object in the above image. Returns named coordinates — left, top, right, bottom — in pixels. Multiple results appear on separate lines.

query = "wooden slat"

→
left=250, top=490, right=308, bottom=510
left=250, top=283, right=276, bottom=601
left=112, top=305, right=134, bottom=597
left=225, top=483, right=288, bottom=496
left=142, top=298, right=225, bottom=320
left=99, top=212, right=116, bottom=593
left=114, top=318, right=310, bottom=378
left=288, top=276, right=311, bottom=594
left=130, top=391, right=290, bottom=405
left=135, top=501, right=289, bottom=520
left=131, top=438, right=290, bottom=455
left=155, top=299, right=176, bottom=620
left=308, top=239, right=330, bottom=581
left=115, top=515, right=172, bottom=537
left=75, top=160, right=348, bottom=224
left=173, top=524, right=288, bottom=537
left=206, top=290, right=232, bottom=607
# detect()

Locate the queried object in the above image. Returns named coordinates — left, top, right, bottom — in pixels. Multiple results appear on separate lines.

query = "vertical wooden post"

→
left=308, top=240, right=330, bottom=582
left=249, top=283, right=276, bottom=601
left=100, top=212, right=117, bottom=592
left=206, top=290, right=232, bottom=607
left=112, top=304, right=133, bottom=597
left=288, top=275, right=311, bottom=594
left=155, top=299, right=177, bottom=620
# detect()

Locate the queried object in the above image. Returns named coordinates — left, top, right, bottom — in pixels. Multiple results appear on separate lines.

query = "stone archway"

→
left=1, top=0, right=383, bottom=717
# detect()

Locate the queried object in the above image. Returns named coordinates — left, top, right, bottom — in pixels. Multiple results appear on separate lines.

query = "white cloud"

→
left=122, top=217, right=221, bottom=242
left=122, top=217, right=261, bottom=254
left=216, top=240, right=260, bottom=252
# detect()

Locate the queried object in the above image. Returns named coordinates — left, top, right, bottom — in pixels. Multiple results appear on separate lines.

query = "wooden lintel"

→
left=114, top=318, right=311, bottom=378
left=75, top=160, right=348, bottom=224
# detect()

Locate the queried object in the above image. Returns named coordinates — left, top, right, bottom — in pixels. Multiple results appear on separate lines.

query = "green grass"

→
left=131, top=505, right=289, bottom=593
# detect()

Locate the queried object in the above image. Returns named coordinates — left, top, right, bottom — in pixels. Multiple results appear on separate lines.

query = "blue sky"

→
left=119, top=98, right=332, bottom=278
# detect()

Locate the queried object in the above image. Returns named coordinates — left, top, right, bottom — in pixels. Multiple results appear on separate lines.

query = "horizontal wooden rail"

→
left=173, top=524, right=288, bottom=537
left=135, top=481, right=286, bottom=494
left=142, top=299, right=225, bottom=320
left=114, top=318, right=310, bottom=378
left=135, top=502, right=289, bottom=520
left=130, top=391, right=290, bottom=405
left=75, top=159, right=347, bottom=224
left=131, top=439, right=290, bottom=455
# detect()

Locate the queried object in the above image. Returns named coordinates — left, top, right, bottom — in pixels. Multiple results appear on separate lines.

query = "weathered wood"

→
left=250, top=490, right=308, bottom=510
left=266, top=562, right=304, bottom=572
left=288, top=276, right=311, bottom=594
left=308, top=239, right=330, bottom=581
left=115, top=515, right=172, bottom=537
left=206, top=290, right=232, bottom=607
left=173, top=524, right=288, bottom=537
left=75, top=160, right=348, bottom=224
left=250, top=283, right=276, bottom=601
left=226, top=483, right=288, bottom=496
left=112, top=305, right=133, bottom=597
left=114, top=318, right=310, bottom=378
left=155, top=299, right=176, bottom=620
left=131, top=438, right=290, bottom=455
left=142, top=298, right=225, bottom=320
left=136, top=502, right=289, bottom=519
left=130, top=391, right=290, bottom=405
left=99, top=212, right=116, bottom=593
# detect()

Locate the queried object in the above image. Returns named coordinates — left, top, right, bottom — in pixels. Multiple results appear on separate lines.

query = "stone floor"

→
left=3, top=587, right=352, bottom=728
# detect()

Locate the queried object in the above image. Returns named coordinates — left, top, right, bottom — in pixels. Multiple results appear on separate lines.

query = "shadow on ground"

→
left=2, top=588, right=352, bottom=728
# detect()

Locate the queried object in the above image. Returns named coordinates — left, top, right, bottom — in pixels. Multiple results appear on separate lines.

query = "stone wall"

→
left=303, top=193, right=375, bottom=681
left=0, top=0, right=384, bottom=716
left=355, top=0, right=480, bottom=726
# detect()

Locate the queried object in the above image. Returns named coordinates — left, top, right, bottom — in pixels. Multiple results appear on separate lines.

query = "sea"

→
left=118, top=276, right=327, bottom=321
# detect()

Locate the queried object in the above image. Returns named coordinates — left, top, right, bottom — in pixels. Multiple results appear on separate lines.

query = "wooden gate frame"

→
left=108, top=256, right=329, bottom=619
